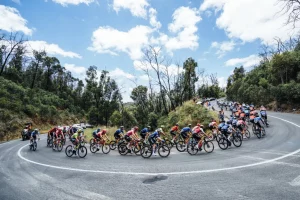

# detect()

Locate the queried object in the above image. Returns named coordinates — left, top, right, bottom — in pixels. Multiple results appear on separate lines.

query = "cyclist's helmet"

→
left=197, top=123, right=201, bottom=126
left=188, top=124, right=192, bottom=127
left=34, top=128, right=38, bottom=131
left=78, top=129, right=83, bottom=133
left=102, top=129, right=107, bottom=134
left=212, top=119, right=216, bottom=122
left=133, top=126, right=139, bottom=131
left=157, top=128, right=163, bottom=132
left=147, top=126, right=151, bottom=129
left=120, top=126, right=124, bottom=129
left=175, top=123, right=179, bottom=126
left=200, top=125, right=204, bottom=128
left=97, top=128, right=100, bottom=132
left=255, top=113, right=259, bottom=117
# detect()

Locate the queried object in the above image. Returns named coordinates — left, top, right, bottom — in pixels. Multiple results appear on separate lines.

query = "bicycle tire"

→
left=203, top=140, right=214, bottom=153
left=57, top=142, right=63, bottom=152
left=164, top=139, right=173, bottom=149
left=158, top=145, right=170, bottom=158
left=102, top=144, right=110, bottom=154
left=232, top=135, right=242, bottom=147
left=261, top=127, right=266, bottom=137
left=218, top=138, right=228, bottom=150
left=90, top=143, right=98, bottom=153
left=133, top=143, right=142, bottom=156
left=141, top=145, right=152, bottom=158
left=216, top=134, right=222, bottom=142
left=109, top=141, right=117, bottom=150
left=118, top=143, right=128, bottom=156
left=176, top=140, right=186, bottom=152
left=187, top=142, right=198, bottom=155
left=65, top=145, right=74, bottom=157
left=245, top=130, right=251, bottom=139
left=33, top=142, right=37, bottom=151
left=207, top=133, right=214, bottom=142
left=78, top=146, right=87, bottom=158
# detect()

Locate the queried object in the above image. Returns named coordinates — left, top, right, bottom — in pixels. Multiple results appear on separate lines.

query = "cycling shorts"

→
left=148, top=137, right=156, bottom=145
left=125, top=135, right=132, bottom=142
left=114, top=133, right=121, bottom=139
left=192, top=133, right=201, bottom=140
left=181, top=132, right=188, bottom=139
left=140, top=132, right=147, bottom=139
left=170, top=130, right=176, bottom=136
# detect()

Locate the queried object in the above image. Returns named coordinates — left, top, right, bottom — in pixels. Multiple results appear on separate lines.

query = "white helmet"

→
left=157, top=128, right=163, bottom=132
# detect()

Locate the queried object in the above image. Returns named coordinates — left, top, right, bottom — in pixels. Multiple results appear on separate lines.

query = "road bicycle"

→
left=176, top=132, right=192, bottom=152
left=52, top=136, right=64, bottom=152
left=65, top=139, right=87, bottom=158
left=141, top=139, right=170, bottom=158
left=187, top=135, right=214, bottom=155
left=118, top=139, right=143, bottom=156
left=29, top=137, right=37, bottom=151
left=217, top=129, right=242, bottom=150
left=90, top=138, right=110, bottom=154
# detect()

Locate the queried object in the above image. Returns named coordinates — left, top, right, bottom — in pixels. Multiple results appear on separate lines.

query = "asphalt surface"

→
left=1, top=101, right=300, bottom=200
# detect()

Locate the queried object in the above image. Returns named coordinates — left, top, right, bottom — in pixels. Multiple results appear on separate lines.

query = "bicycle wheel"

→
left=57, top=142, right=63, bottom=152
left=118, top=143, right=128, bottom=156
left=89, top=138, right=94, bottom=145
left=141, top=145, right=152, bottom=158
left=164, top=139, right=173, bottom=149
left=78, top=146, right=87, bottom=158
left=261, top=127, right=266, bottom=137
left=133, top=143, right=142, bottom=156
left=218, top=138, right=228, bottom=150
left=232, top=135, right=242, bottom=147
left=187, top=142, right=198, bottom=155
left=203, top=140, right=214, bottom=153
left=48, top=139, right=53, bottom=148
left=102, top=144, right=110, bottom=154
left=109, top=141, right=117, bottom=150
left=245, top=130, right=251, bottom=139
left=90, top=143, right=98, bottom=153
left=52, top=143, right=56, bottom=151
left=207, top=133, right=214, bottom=142
left=158, top=145, right=170, bottom=158
left=216, top=134, right=222, bottom=142
left=65, top=145, right=74, bottom=157
left=176, top=140, right=186, bottom=152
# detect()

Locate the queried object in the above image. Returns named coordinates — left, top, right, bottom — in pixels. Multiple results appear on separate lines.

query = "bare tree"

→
left=0, top=32, right=26, bottom=76
left=280, top=0, right=300, bottom=28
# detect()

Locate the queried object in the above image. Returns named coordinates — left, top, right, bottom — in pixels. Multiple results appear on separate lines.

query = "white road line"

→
left=17, top=116, right=300, bottom=176
left=269, top=115, right=300, bottom=128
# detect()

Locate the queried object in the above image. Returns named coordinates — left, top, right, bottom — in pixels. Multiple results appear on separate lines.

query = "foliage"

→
left=226, top=48, right=300, bottom=107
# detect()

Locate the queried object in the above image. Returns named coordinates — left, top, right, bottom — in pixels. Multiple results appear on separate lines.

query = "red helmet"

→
left=197, top=123, right=201, bottom=127
left=212, top=119, right=216, bottom=122
left=102, top=129, right=107, bottom=134
left=133, top=126, right=139, bottom=131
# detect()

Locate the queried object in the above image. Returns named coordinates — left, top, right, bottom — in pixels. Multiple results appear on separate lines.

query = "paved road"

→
left=1, top=104, right=300, bottom=200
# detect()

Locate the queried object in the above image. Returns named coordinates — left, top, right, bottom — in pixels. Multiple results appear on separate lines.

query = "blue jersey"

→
left=141, top=128, right=149, bottom=134
left=181, top=127, right=191, bottom=133
left=232, top=119, right=238, bottom=126
left=254, top=117, right=263, bottom=124
left=92, top=129, right=99, bottom=135
left=221, top=124, right=229, bottom=131
left=260, top=110, right=267, bottom=116
left=150, top=131, right=160, bottom=138
left=114, top=129, right=123, bottom=135
left=31, top=130, right=39, bottom=136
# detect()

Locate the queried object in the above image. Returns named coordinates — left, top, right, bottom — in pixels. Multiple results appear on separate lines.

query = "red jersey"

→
left=55, top=129, right=64, bottom=137
left=126, top=130, right=134, bottom=137
left=49, top=127, right=57, bottom=133
left=97, top=131, right=106, bottom=137
left=171, top=126, right=179, bottom=132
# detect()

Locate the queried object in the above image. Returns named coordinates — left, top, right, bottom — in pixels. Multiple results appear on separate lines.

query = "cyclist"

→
left=148, top=128, right=166, bottom=156
left=260, top=105, right=269, bottom=126
left=30, top=129, right=40, bottom=144
left=240, top=110, right=246, bottom=121
left=54, top=128, right=65, bottom=145
left=125, top=126, right=140, bottom=153
left=218, top=111, right=224, bottom=122
left=92, top=128, right=101, bottom=139
left=237, top=117, right=247, bottom=138
left=221, top=121, right=232, bottom=146
left=249, top=110, right=256, bottom=123
left=48, top=126, right=58, bottom=139
left=140, top=126, right=151, bottom=140
left=180, top=124, right=192, bottom=144
left=96, top=129, right=108, bottom=151
left=114, top=126, right=124, bottom=140
left=192, top=124, right=208, bottom=150
left=254, top=113, right=266, bottom=135
left=170, top=123, right=179, bottom=143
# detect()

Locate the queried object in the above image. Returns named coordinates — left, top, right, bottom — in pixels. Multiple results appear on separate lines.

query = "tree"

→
left=183, top=57, right=198, bottom=100
left=131, top=85, right=149, bottom=127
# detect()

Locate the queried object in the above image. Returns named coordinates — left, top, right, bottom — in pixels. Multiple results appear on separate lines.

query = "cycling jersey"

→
left=72, top=132, right=78, bottom=139
left=221, top=124, right=229, bottom=132
left=97, top=131, right=106, bottom=137
left=49, top=127, right=57, bottom=134
left=218, top=123, right=225, bottom=131
left=126, top=130, right=134, bottom=137
left=209, top=122, right=217, bottom=128
left=140, top=128, right=149, bottom=134
left=232, top=119, right=238, bottom=126
left=150, top=131, right=160, bottom=138
left=192, top=126, right=201, bottom=134
left=55, top=129, right=64, bottom=138
left=114, top=129, right=123, bottom=136
left=260, top=110, right=267, bottom=116
left=181, top=127, right=191, bottom=133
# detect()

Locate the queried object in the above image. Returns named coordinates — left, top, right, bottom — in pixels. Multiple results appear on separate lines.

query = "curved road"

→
left=1, top=107, right=300, bottom=199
